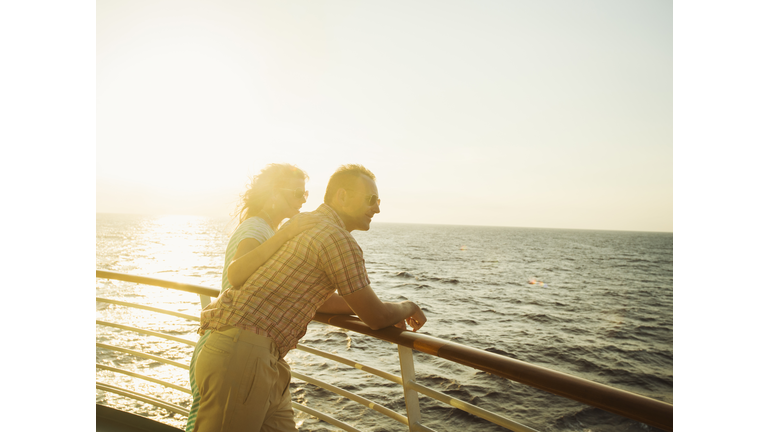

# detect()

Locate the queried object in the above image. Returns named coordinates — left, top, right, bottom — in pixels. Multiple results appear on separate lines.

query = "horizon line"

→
left=96, top=212, right=672, bottom=234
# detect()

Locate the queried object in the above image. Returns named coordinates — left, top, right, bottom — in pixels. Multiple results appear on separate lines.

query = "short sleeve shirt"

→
left=221, top=216, right=274, bottom=293
left=199, top=204, right=370, bottom=358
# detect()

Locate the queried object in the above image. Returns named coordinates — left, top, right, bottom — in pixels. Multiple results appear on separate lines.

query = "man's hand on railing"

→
left=405, top=306, right=426, bottom=331
left=342, top=286, right=427, bottom=331
left=394, top=305, right=427, bottom=332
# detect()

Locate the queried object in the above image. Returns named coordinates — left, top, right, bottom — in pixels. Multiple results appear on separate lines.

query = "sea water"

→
left=96, top=213, right=672, bottom=432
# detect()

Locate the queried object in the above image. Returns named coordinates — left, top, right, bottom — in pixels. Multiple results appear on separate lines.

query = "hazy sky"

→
left=97, top=0, right=672, bottom=232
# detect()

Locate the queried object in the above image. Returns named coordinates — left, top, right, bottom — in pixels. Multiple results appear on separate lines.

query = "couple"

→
left=187, top=163, right=427, bottom=432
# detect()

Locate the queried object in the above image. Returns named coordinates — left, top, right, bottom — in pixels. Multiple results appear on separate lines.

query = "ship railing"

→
left=96, top=270, right=673, bottom=432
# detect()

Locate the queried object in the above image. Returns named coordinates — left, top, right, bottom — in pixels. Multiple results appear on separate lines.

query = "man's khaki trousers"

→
left=193, top=327, right=296, bottom=432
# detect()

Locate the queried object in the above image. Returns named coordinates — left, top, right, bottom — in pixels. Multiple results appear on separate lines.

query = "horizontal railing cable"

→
left=407, top=381, right=539, bottom=432
left=97, top=381, right=189, bottom=416
left=97, top=320, right=197, bottom=346
left=291, top=402, right=360, bottom=432
left=291, top=371, right=408, bottom=425
left=96, top=297, right=200, bottom=322
left=97, top=342, right=189, bottom=370
left=296, top=344, right=403, bottom=385
left=97, top=364, right=192, bottom=395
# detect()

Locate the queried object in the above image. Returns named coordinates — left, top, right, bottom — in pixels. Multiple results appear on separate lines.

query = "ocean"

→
left=96, top=213, right=672, bottom=432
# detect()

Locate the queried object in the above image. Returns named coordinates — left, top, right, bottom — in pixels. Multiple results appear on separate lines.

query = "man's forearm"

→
left=372, top=301, right=421, bottom=330
left=316, top=293, right=355, bottom=314
left=341, top=285, right=427, bottom=331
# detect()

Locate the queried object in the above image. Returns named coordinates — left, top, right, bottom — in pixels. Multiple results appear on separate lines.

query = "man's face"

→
left=341, top=175, right=380, bottom=232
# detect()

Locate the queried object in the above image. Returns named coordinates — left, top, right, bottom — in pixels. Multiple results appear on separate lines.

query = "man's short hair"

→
left=324, top=164, right=376, bottom=204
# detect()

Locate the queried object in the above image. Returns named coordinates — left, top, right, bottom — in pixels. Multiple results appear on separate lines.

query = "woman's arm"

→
left=227, top=217, right=316, bottom=288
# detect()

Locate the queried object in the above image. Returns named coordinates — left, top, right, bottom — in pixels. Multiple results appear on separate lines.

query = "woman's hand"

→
left=286, top=214, right=321, bottom=238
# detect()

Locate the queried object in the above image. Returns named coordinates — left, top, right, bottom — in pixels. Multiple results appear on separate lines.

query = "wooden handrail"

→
left=312, top=313, right=672, bottom=431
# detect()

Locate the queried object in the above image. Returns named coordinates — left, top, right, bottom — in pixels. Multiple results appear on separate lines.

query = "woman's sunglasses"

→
left=280, top=188, right=309, bottom=199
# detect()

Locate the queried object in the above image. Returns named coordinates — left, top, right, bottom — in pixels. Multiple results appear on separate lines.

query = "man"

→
left=193, top=164, right=427, bottom=432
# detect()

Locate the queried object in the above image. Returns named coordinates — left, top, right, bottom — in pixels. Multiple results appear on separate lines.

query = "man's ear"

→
left=334, top=188, right=347, bottom=206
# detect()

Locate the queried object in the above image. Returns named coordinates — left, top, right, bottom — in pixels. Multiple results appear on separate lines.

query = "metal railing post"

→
left=200, top=294, right=211, bottom=308
left=398, top=345, right=422, bottom=431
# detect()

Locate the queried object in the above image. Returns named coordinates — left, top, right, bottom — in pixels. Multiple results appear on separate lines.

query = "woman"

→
left=185, top=163, right=314, bottom=432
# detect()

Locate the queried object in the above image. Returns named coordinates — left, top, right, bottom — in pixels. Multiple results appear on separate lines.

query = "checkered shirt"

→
left=199, top=203, right=370, bottom=358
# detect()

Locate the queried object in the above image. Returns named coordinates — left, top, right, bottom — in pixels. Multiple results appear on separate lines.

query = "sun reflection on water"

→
left=142, top=215, right=210, bottom=273
left=97, top=214, right=231, bottom=429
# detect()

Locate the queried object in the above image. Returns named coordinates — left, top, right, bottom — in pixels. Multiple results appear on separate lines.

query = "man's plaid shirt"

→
left=199, top=203, right=370, bottom=358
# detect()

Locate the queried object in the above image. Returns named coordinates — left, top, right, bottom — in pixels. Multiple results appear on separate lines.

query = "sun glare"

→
left=142, top=215, right=211, bottom=274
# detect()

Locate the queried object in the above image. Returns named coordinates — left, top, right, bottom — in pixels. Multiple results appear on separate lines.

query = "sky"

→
left=96, top=0, right=672, bottom=232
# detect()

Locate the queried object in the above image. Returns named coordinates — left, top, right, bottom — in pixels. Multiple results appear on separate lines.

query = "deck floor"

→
left=97, top=405, right=183, bottom=432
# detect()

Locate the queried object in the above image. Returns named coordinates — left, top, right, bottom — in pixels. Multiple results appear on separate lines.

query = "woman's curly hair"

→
left=235, top=163, right=309, bottom=224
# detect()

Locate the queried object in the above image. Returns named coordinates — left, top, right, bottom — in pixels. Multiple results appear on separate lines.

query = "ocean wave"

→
left=484, top=347, right=518, bottom=359
left=391, top=271, right=463, bottom=285
left=521, top=313, right=559, bottom=324
left=559, top=326, right=589, bottom=336
left=597, top=366, right=673, bottom=391
left=480, top=309, right=505, bottom=315
left=393, top=282, right=433, bottom=290
left=410, top=256, right=440, bottom=261
left=422, top=276, right=460, bottom=284
left=552, top=406, right=662, bottom=432
left=455, top=318, right=479, bottom=326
